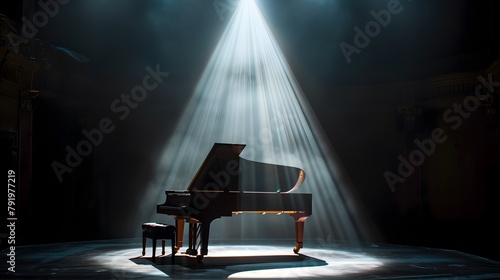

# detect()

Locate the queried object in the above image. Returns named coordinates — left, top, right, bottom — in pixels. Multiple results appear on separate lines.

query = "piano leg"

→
left=290, top=213, right=309, bottom=254
left=197, top=221, right=211, bottom=261
left=174, top=218, right=185, bottom=253
left=186, top=220, right=198, bottom=256
left=196, top=216, right=219, bottom=261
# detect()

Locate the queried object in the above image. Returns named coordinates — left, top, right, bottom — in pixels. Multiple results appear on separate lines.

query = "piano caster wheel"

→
left=196, top=255, right=204, bottom=262
left=293, top=247, right=301, bottom=254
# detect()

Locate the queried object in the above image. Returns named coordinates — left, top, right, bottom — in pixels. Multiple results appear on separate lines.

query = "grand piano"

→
left=157, top=143, right=312, bottom=260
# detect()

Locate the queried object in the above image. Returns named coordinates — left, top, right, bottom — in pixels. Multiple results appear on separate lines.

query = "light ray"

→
left=139, top=0, right=377, bottom=243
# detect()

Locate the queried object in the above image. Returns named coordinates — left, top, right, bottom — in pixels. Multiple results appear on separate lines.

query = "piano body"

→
left=157, top=143, right=312, bottom=260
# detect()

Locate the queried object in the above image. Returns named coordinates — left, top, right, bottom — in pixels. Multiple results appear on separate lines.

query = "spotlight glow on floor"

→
left=90, top=245, right=383, bottom=279
left=139, top=0, right=375, bottom=242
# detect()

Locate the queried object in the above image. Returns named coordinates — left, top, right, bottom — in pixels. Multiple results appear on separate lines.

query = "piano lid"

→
left=187, top=143, right=245, bottom=191
left=187, top=143, right=305, bottom=193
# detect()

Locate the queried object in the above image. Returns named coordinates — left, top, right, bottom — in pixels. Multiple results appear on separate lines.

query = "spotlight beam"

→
left=138, top=0, right=377, bottom=243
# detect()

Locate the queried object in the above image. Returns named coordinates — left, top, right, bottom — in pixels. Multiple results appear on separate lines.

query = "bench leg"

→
left=142, top=234, right=146, bottom=256
left=152, top=238, right=156, bottom=262
left=162, top=240, right=165, bottom=255
left=171, top=238, right=175, bottom=264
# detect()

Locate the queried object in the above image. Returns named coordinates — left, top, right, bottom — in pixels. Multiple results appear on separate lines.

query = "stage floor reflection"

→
left=1, top=238, right=499, bottom=279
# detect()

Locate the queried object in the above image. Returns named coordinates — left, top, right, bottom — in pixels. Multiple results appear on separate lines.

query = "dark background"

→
left=1, top=0, right=499, bottom=261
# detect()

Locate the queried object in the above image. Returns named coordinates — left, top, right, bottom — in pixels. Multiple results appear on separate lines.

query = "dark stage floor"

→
left=1, top=238, right=500, bottom=279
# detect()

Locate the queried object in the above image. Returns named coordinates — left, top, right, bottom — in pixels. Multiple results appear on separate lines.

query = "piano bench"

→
left=141, top=222, right=176, bottom=264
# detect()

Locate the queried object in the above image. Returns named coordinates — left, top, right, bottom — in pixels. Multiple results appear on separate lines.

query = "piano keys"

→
left=157, top=143, right=312, bottom=260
